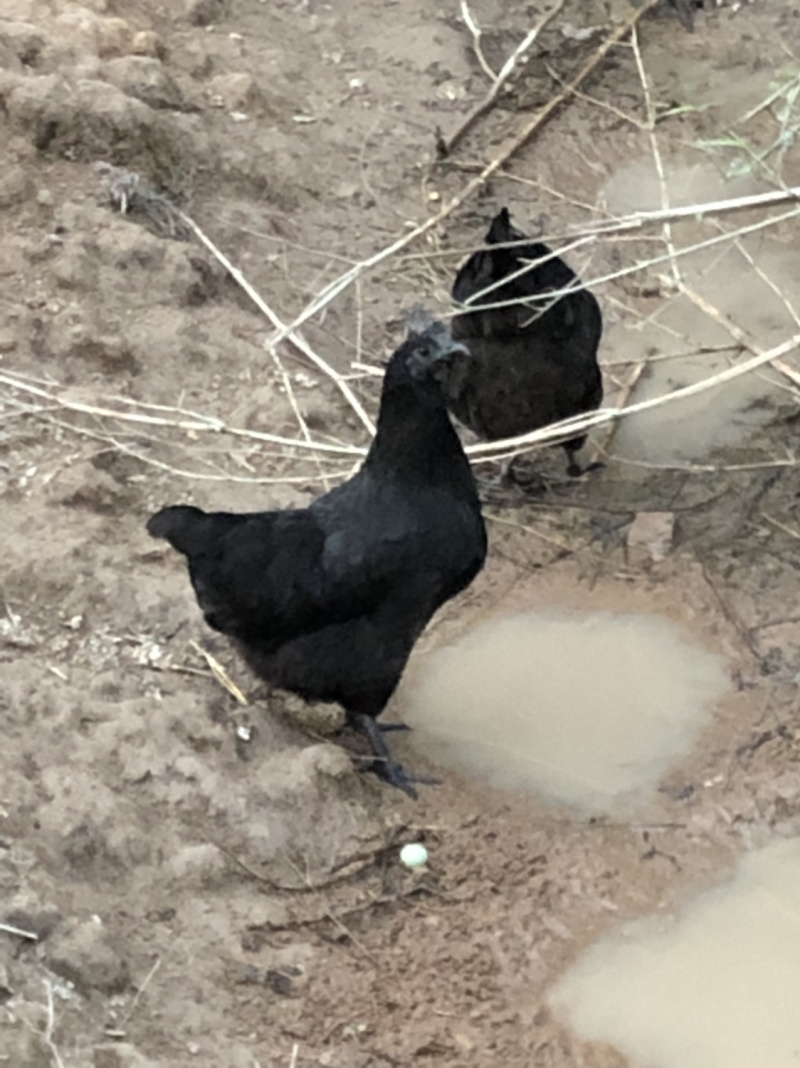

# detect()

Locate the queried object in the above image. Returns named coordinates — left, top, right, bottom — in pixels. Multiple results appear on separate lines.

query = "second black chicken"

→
left=443, top=207, right=604, bottom=482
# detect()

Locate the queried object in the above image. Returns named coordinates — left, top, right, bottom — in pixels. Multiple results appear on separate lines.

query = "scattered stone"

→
left=52, top=242, right=100, bottom=290
left=235, top=963, right=263, bottom=985
left=206, top=72, right=259, bottom=112
left=47, top=918, right=129, bottom=996
left=234, top=963, right=304, bottom=996
left=265, top=965, right=304, bottom=997
left=130, top=31, right=163, bottom=58
left=627, top=511, right=675, bottom=564
left=102, top=56, right=185, bottom=111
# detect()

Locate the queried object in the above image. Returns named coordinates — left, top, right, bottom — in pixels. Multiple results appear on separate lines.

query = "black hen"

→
left=146, top=319, right=487, bottom=797
left=444, top=207, right=603, bottom=481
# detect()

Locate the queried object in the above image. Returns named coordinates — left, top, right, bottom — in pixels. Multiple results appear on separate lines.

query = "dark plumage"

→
left=147, top=319, right=487, bottom=797
left=443, top=207, right=603, bottom=481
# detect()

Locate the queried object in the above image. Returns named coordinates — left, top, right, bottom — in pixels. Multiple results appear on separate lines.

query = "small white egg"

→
left=400, top=843, right=429, bottom=869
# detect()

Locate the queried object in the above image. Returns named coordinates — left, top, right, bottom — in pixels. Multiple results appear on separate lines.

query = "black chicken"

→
left=443, top=207, right=603, bottom=482
left=146, top=318, right=487, bottom=797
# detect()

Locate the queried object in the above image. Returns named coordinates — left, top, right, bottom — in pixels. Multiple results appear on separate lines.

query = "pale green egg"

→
left=400, top=843, right=429, bottom=868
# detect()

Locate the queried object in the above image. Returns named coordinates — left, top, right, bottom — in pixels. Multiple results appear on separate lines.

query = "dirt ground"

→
left=1, top=0, right=799, bottom=1065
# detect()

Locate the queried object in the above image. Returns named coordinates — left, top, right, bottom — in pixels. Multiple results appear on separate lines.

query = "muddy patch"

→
left=551, top=836, right=800, bottom=1068
left=405, top=609, right=730, bottom=812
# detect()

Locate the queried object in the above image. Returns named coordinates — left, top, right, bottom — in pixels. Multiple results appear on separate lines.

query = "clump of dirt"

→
left=1, top=0, right=798, bottom=1065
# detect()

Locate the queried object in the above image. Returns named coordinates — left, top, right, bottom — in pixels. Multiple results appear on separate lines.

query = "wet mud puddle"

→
left=405, top=610, right=728, bottom=813
left=550, top=838, right=800, bottom=1068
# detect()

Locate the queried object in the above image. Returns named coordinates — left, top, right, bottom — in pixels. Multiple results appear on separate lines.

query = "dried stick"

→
left=630, top=25, right=681, bottom=285
left=178, top=212, right=376, bottom=437
left=36, top=414, right=355, bottom=485
left=544, top=60, right=647, bottom=130
left=391, top=187, right=800, bottom=256
left=442, top=0, right=569, bottom=157
left=761, top=513, right=800, bottom=541
left=42, top=981, right=65, bottom=1068
left=459, top=0, right=498, bottom=83
left=592, top=359, right=648, bottom=462
left=189, top=640, right=248, bottom=705
left=0, top=920, right=38, bottom=939
left=678, top=282, right=800, bottom=392
left=0, top=372, right=365, bottom=457
left=725, top=230, right=800, bottom=391
left=268, top=0, right=663, bottom=349
left=285, top=857, right=378, bottom=964
left=119, top=957, right=162, bottom=1030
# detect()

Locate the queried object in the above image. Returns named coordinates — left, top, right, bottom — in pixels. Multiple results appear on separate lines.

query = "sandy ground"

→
left=1, top=0, right=799, bottom=1065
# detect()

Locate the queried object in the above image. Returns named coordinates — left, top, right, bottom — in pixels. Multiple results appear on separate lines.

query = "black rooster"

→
left=444, top=207, right=603, bottom=482
left=147, top=318, right=487, bottom=797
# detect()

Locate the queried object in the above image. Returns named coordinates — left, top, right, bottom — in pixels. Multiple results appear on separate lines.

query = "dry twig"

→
left=178, top=212, right=376, bottom=438
left=42, top=981, right=65, bottom=1068
left=459, top=0, right=498, bottom=83
left=189, top=640, right=249, bottom=705
left=630, top=25, right=681, bottom=285
left=0, top=920, right=38, bottom=940
left=441, top=0, right=569, bottom=157
left=678, top=283, right=800, bottom=393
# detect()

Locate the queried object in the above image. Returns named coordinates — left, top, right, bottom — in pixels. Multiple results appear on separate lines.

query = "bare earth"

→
left=1, top=1, right=799, bottom=1065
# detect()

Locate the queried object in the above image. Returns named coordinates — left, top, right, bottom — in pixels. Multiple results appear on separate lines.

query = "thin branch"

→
left=178, top=211, right=376, bottom=437
left=189, top=640, right=249, bottom=705
left=630, top=26, right=681, bottom=285
left=119, top=957, right=162, bottom=1030
left=37, top=415, right=356, bottom=485
left=0, top=372, right=364, bottom=457
left=459, top=0, right=498, bottom=82
left=0, top=920, right=38, bottom=939
left=678, top=282, right=800, bottom=392
left=42, top=981, right=65, bottom=1068
left=442, top=0, right=569, bottom=157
